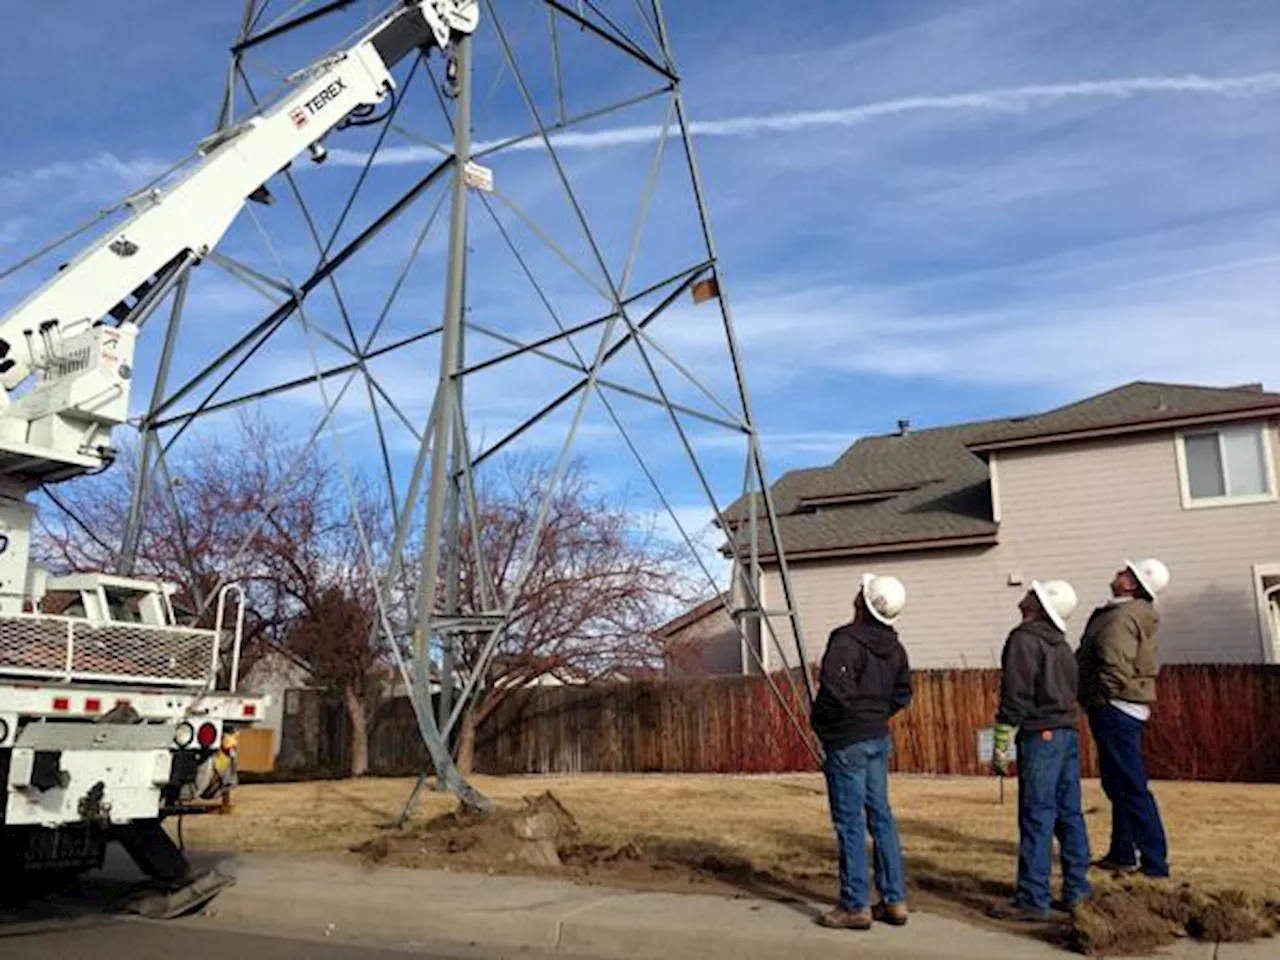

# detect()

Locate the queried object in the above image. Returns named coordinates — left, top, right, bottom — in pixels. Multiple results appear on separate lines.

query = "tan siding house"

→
left=705, top=381, right=1280, bottom=672
left=758, top=547, right=1013, bottom=670
left=655, top=594, right=745, bottom=677
left=993, top=429, right=1280, bottom=664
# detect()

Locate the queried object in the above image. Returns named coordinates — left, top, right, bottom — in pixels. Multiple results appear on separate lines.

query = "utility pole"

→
left=436, top=33, right=473, bottom=773
left=418, top=29, right=472, bottom=762
left=396, top=29, right=503, bottom=819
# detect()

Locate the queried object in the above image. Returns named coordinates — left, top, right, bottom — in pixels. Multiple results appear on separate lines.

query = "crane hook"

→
left=443, top=51, right=460, bottom=99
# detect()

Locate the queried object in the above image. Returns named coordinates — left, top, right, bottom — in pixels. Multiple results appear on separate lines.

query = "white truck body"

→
left=0, top=680, right=267, bottom=828
left=0, top=574, right=265, bottom=866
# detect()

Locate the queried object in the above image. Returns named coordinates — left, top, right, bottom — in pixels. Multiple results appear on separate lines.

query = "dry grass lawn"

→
left=185, top=773, right=1280, bottom=902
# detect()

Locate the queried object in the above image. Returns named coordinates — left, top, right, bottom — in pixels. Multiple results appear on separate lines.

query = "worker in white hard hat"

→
left=811, top=573, right=912, bottom=932
left=987, top=580, right=1091, bottom=923
left=1076, top=558, right=1171, bottom=880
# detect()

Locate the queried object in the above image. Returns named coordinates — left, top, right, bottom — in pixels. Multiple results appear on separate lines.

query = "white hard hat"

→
left=860, top=573, right=906, bottom=626
left=1031, top=579, right=1078, bottom=633
left=1125, top=557, right=1170, bottom=600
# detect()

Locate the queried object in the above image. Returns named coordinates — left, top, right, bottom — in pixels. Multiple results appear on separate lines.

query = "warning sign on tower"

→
left=463, top=161, right=494, bottom=193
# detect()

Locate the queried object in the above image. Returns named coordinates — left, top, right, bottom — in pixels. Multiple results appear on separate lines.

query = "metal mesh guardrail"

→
left=0, top=614, right=218, bottom=686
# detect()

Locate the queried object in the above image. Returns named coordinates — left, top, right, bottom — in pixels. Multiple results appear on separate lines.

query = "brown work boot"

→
left=874, top=901, right=909, bottom=926
left=818, top=906, right=873, bottom=930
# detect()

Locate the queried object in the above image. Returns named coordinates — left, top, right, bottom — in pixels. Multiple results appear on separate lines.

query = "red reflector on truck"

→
left=52, top=697, right=70, bottom=711
left=243, top=704, right=257, bottom=718
left=85, top=698, right=102, bottom=713
left=197, top=722, right=218, bottom=748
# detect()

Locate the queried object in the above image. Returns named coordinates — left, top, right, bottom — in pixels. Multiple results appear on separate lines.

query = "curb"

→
left=185, top=855, right=1076, bottom=960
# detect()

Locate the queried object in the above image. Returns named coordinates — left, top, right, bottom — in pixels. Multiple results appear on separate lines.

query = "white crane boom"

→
left=0, top=0, right=477, bottom=612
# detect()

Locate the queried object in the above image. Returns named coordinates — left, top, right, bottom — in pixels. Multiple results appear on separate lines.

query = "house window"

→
left=1178, top=424, right=1276, bottom=507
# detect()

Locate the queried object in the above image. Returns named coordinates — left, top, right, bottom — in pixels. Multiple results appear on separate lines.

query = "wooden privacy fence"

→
left=463, top=669, right=1015, bottom=777
left=368, top=696, right=431, bottom=776
left=473, top=673, right=820, bottom=775
left=359, top=664, right=1280, bottom=782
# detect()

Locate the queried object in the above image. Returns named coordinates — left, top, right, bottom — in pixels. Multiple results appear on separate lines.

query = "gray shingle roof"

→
left=725, top=380, right=1280, bottom=559
left=724, top=420, right=1006, bottom=558
left=968, top=381, right=1280, bottom=450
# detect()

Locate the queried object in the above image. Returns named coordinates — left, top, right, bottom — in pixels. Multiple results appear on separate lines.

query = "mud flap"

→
left=112, top=819, right=235, bottom=919
left=113, top=819, right=188, bottom=882
left=122, top=869, right=235, bottom=920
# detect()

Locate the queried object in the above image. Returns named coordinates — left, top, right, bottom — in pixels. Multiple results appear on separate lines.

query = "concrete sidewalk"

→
left=161, top=852, right=1271, bottom=960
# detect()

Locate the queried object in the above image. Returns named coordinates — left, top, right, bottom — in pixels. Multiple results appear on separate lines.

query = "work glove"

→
left=992, top=723, right=1015, bottom=777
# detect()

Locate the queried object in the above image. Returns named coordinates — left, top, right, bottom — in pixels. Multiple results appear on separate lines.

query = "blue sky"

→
left=3, top=0, right=1280, bottom=588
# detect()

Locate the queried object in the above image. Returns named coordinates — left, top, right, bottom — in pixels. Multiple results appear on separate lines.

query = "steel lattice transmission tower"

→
left=87, top=0, right=818, bottom=812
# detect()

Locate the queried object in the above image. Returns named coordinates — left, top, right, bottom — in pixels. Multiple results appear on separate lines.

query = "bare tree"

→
left=266, top=471, right=392, bottom=777
left=36, top=418, right=706, bottom=779
left=445, top=455, right=701, bottom=772
left=285, top=586, right=382, bottom=775
left=34, top=412, right=391, bottom=775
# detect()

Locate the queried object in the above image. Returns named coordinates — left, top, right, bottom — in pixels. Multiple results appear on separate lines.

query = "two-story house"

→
left=694, top=380, right=1280, bottom=671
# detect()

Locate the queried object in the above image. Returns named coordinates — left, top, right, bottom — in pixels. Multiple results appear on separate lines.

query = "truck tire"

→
left=113, top=819, right=189, bottom=885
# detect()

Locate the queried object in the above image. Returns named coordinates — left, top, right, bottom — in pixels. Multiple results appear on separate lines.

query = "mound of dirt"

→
left=351, top=794, right=801, bottom=900
left=354, top=792, right=581, bottom=871
left=1070, top=881, right=1280, bottom=956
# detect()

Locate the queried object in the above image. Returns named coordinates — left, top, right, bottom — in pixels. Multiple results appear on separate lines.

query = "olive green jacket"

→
left=1076, top=598, right=1160, bottom=709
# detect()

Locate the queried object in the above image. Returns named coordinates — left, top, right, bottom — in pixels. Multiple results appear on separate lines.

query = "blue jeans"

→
left=822, top=735, right=906, bottom=911
left=1015, top=727, right=1092, bottom=913
left=1088, top=705, right=1169, bottom=876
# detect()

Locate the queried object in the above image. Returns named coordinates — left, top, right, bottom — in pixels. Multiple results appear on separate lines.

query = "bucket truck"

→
left=0, top=1, right=478, bottom=917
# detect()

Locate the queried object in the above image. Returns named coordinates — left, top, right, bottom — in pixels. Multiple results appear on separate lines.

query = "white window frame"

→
left=1251, top=564, right=1280, bottom=665
left=1175, top=422, right=1278, bottom=510
left=989, top=451, right=1002, bottom=523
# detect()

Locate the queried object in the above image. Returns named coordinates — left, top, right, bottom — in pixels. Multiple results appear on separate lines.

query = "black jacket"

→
left=996, top=618, right=1079, bottom=732
left=811, top=619, right=912, bottom=749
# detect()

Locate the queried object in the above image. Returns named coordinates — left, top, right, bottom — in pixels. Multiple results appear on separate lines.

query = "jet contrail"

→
left=326, top=72, right=1280, bottom=166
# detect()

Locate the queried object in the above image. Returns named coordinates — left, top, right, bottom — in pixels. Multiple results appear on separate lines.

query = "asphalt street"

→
left=0, top=918, right=545, bottom=959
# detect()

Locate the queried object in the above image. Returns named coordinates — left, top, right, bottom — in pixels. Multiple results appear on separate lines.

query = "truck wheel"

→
left=113, top=820, right=189, bottom=885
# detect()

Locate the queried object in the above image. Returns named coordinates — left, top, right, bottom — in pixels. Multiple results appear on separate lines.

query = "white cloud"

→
left=0, top=153, right=170, bottom=209
left=696, top=230, right=1280, bottom=398
left=688, top=73, right=1280, bottom=135
left=690, top=429, right=855, bottom=459
left=323, top=72, right=1280, bottom=167
left=0, top=217, right=25, bottom=247
left=657, top=504, right=715, bottom=539
left=650, top=503, right=729, bottom=591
